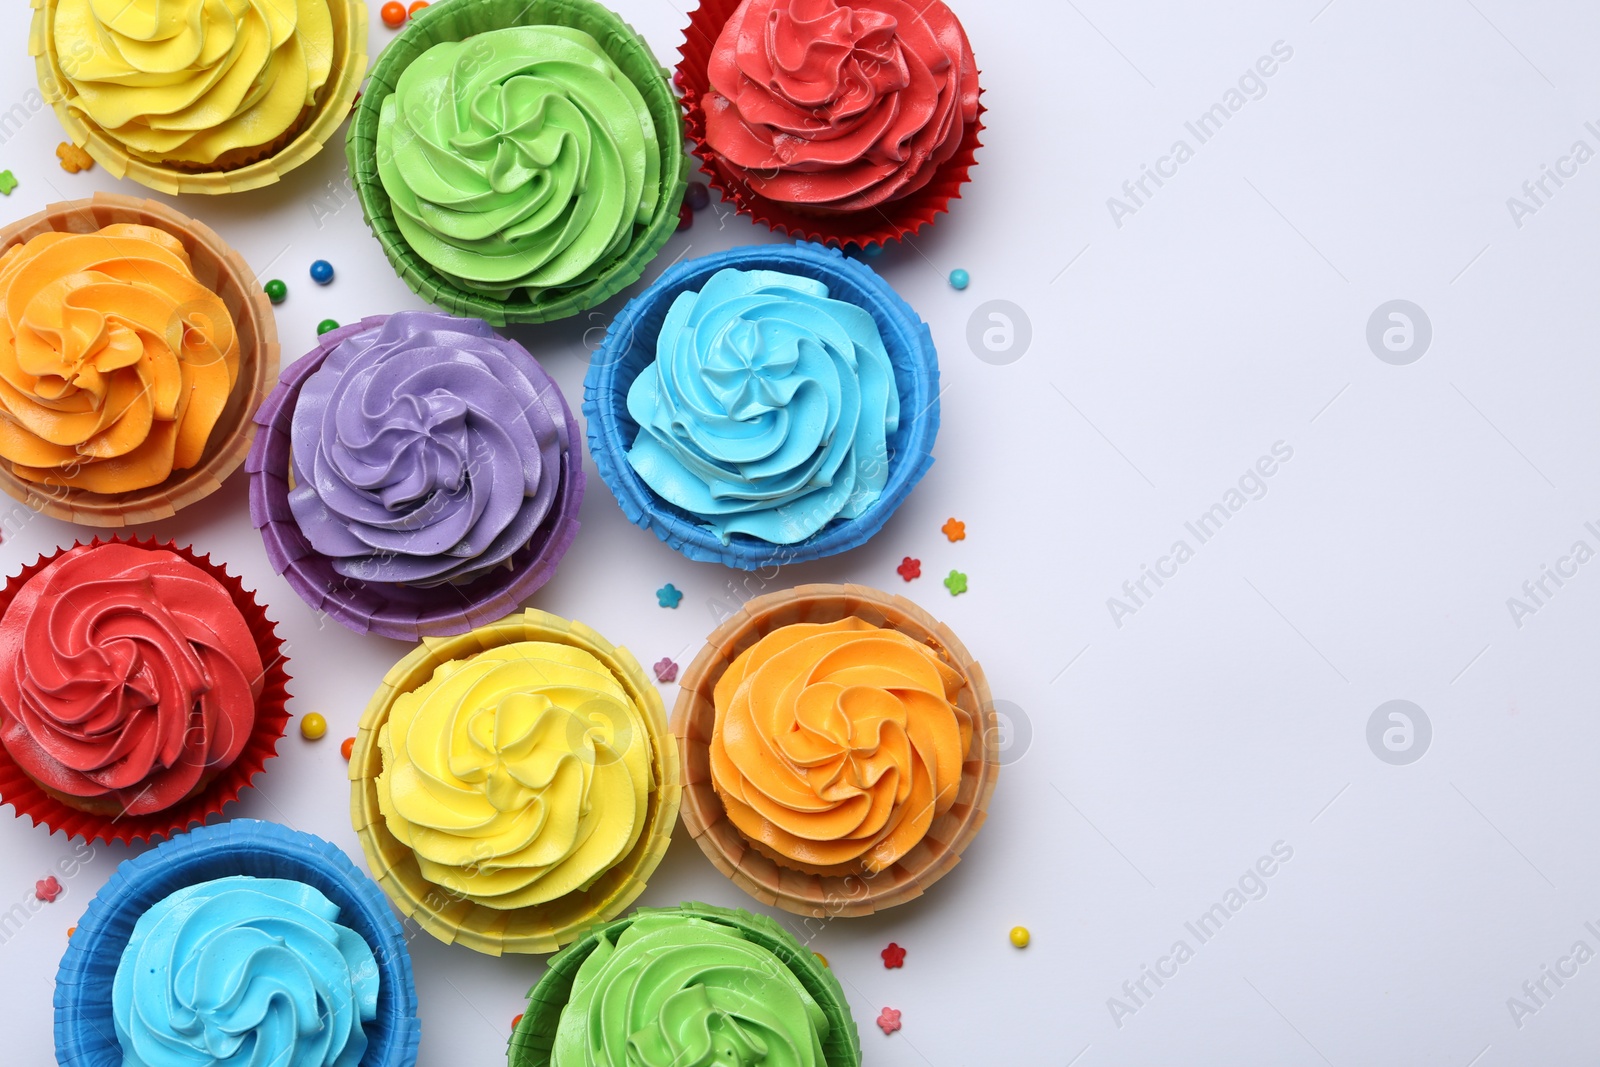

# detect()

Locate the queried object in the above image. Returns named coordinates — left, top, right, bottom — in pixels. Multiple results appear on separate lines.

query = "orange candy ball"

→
left=381, top=1, right=405, bottom=27
left=341, top=737, right=355, bottom=761
left=408, top=0, right=429, bottom=13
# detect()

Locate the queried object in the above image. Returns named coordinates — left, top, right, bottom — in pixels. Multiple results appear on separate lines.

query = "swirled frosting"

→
left=0, top=225, right=241, bottom=493
left=710, top=616, right=971, bottom=873
left=376, top=26, right=661, bottom=299
left=703, top=0, right=979, bottom=211
left=375, top=641, right=653, bottom=909
left=113, top=876, right=378, bottom=1067
left=53, top=0, right=335, bottom=166
left=287, top=312, right=570, bottom=587
left=552, top=912, right=829, bottom=1067
left=625, top=268, right=899, bottom=545
left=0, top=543, right=262, bottom=815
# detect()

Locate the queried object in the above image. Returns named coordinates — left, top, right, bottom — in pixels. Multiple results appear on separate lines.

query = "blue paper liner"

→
left=54, top=819, right=420, bottom=1067
left=584, top=241, right=940, bottom=570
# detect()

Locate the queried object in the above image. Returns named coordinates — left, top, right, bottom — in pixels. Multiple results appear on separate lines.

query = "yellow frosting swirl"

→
left=0, top=224, right=239, bottom=493
left=710, top=617, right=972, bottom=874
left=375, top=641, right=654, bottom=910
left=53, top=0, right=334, bottom=165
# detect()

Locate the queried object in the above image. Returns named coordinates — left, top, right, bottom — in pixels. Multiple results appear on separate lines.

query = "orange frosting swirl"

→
left=0, top=225, right=239, bottom=493
left=709, top=616, right=971, bottom=874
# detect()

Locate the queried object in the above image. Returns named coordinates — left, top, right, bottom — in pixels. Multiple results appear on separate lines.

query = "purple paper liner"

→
left=54, top=819, right=420, bottom=1067
left=245, top=314, right=585, bottom=642
left=583, top=241, right=940, bottom=570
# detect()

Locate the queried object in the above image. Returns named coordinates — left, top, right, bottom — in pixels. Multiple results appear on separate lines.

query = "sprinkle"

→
left=656, top=583, right=683, bottom=609
left=35, top=876, right=62, bottom=903
left=67, top=925, right=75, bottom=939
left=896, top=556, right=920, bottom=581
left=317, top=319, right=340, bottom=336
left=1010, top=926, right=1030, bottom=948
left=0, top=171, right=16, bottom=196
left=949, top=269, right=969, bottom=290
left=56, top=143, right=93, bottom=173
left=300, top=713, right=327, bottom=740
left=381, top=1, right=406, bottom=27
left=941, top=518, right=966, bottom=542
left=881, top=942, right=905, bottom=968
left=677, top=202, right=694, bottom=231
left=310, top=260, right=335, bottom=285
left=943, top=570, right=967, bottom=596
left=686, top=183, right=710, bottom=211
left=653, top=657, right=679, bottom=683
left=408, top=0, right=429, bottom=12
left=862, top=243, right=885, bottom=258
left=672, top=69, right=688, bottom=90
left=264, top=279, right=287, bottom=304
left=340, top=737, right=355, bottom=761
left=876, top=1007, right=902, bottom=1035
left=512, top=1014, right=524, bottom=1029
left=814, top=951, right=829, bottom=968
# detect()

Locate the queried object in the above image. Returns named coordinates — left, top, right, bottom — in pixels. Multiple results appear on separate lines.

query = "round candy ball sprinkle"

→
left=264, top=279, right=286, bottom=304
left=317, top=319, right=340, bottom=336
left=1010, top=926, right=1030, bottom=948
left=815, top=952, right=829, bottom=968
left=380, top=1, right=405, bottom=27
left=408, top=0, right=428, bottom=12
left=949, top=269, right=969, bottom=290
left=340, top=737, right=355, bottom=761
left=310, top=259, right=334, bottom=285
left=685, top=183, right=710, bottom=211
left=299, top=713, right=327, bottom=740
left=677, top=202, right=693, bottom=231
left=863, top=243, right=885, bottom=258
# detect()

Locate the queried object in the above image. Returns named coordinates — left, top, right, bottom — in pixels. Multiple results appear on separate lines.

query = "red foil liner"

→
left=0, top=537, right=292, bottom=845
left=677, top=0, right=985, bottom=249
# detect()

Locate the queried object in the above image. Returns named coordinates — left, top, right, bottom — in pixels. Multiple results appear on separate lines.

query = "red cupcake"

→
left=0, top=538, right=291, bottom=843
left=679, top=0, right=983, bottom=247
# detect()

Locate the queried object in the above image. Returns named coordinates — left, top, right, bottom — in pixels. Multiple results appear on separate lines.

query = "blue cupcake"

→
left=585, top=241, right=939, bottom=569
left=55, top=820, right=420, bottom=1067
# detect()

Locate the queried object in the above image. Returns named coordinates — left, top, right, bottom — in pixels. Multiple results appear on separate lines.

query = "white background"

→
left=3, top=0, right=1600, bottom=1064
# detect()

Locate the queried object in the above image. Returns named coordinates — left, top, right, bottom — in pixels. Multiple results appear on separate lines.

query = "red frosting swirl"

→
left=0, top=543, right=263, bottom=815
left=702, top=0, right=979, bottom=212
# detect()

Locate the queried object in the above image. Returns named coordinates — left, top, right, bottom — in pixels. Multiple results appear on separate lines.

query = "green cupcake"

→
left=511, top=903, right=861, bottom=1067
left=348, top=0, right=685, bottom=325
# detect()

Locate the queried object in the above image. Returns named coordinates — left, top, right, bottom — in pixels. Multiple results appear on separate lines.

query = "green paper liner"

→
left=509, top=901, right=861, bottom=1067
left=346, top=0, right=687, bottom=326
left=0, top=194, right=280, bottom=526
left=672, top=583, right=999, bottom=916
left=30, top=0, right=367, bottom=195
left=349, top=609, right=681, bottom=955
left=0, top=537, right=292, bottom=845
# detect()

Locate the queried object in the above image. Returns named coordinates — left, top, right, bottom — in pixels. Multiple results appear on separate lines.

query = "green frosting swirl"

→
left=552, top=913, right=830, bottom=1067
left=376, top=26, right=661, bottom=300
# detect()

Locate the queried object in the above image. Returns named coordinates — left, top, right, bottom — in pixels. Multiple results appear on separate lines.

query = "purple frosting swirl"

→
left=287, top=311, right=569, bottom=586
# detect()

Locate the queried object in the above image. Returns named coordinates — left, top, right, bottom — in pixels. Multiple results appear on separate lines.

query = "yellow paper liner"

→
left=349, top=609, right=682, bottom=955
left=0, top=193, right=280, bottom=526
left=28, top=0, right=367, bottom=195
left=672, top=582, right=999, bottom=917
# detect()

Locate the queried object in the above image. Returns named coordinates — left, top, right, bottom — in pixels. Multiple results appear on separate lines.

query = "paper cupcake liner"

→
left=0, top=194, right=280, bottom=526
left=30, top=0, right=367, bottom=195
left=346, top=0, right=687, bottom=325
left=349, top=609, right=681, bottom=955
left=676, top=0, right=984, bottom=249
left=673, top=583, right=998, bottom=917
left=0, top=537, right=292, bottom=846
left=245, top=315, right=585, bottom=642
left=55, top=819, right=420, bottom=1067
left=509, top=901, right=861, bottom=1067
left=584, top=241, right=939, bottom=569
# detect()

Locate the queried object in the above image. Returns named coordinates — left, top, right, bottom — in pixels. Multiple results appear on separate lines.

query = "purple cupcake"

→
left=247, top=312, right=583, bottom=640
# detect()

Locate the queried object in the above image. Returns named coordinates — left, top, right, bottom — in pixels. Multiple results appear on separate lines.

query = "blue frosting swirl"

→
left=624, top=268, right=899, bottom=544
left=112, top=876, right=379, bottom=1067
